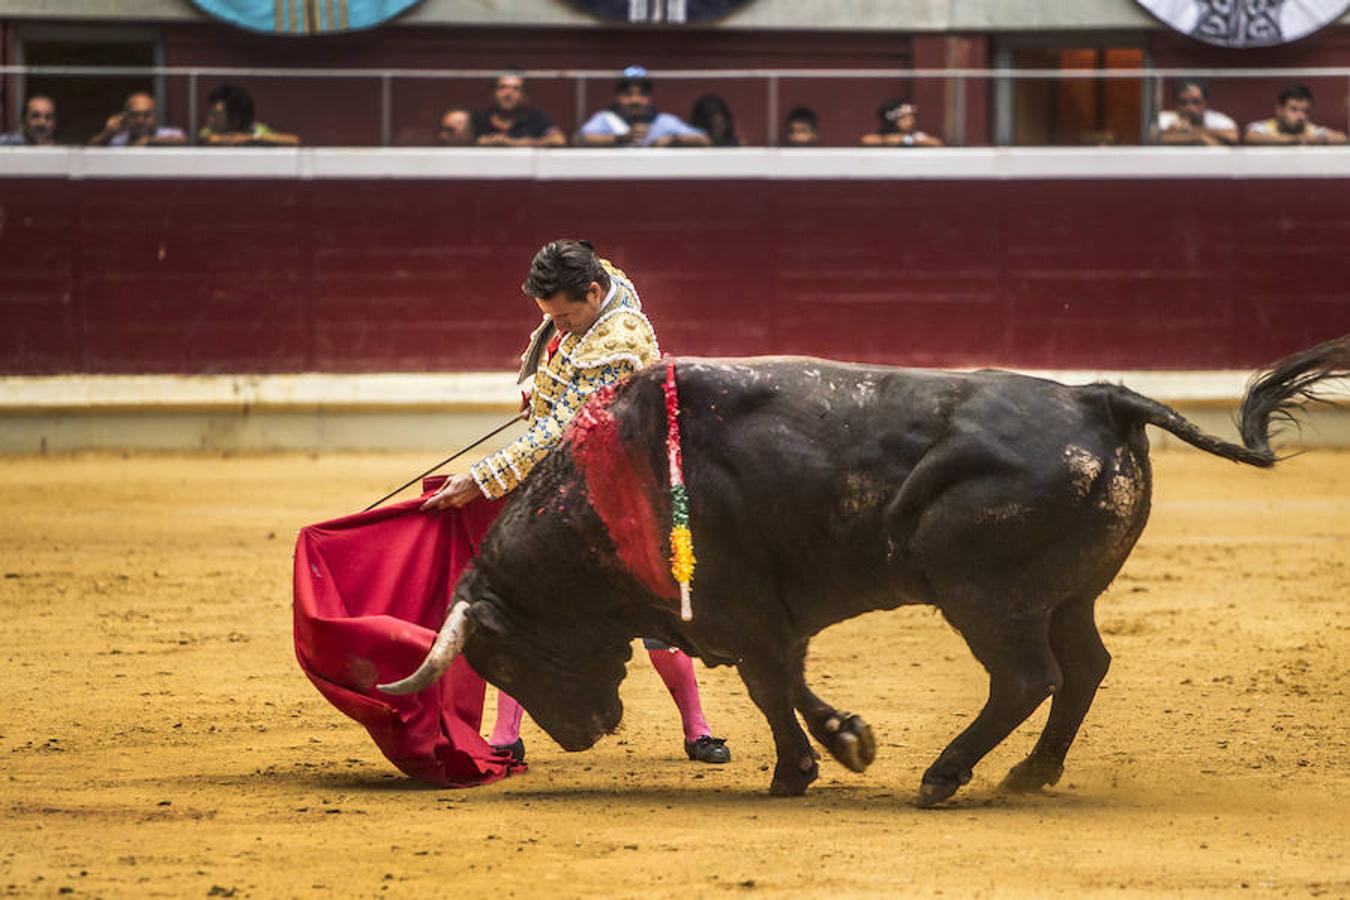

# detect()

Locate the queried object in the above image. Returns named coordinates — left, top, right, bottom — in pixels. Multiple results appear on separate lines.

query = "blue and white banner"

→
left=191, top=0, right=423, bottom=35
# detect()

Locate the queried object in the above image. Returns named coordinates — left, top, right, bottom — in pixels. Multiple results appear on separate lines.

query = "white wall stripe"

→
left=3, top=147, right=1348, bottom=181
left=5, top=370, right=1345, bottom=410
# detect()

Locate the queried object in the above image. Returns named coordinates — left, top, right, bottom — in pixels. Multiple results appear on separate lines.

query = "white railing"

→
left=5, top=64, right=1350, bottom=147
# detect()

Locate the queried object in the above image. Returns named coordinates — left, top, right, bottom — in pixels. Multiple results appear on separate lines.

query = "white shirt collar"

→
left=600, top=279, right=618, bottom=311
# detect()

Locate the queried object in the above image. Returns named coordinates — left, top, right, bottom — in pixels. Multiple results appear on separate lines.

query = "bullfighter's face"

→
left=460, top=578, right=630, bottom=751
left=535, top=281, right=605, bottom=336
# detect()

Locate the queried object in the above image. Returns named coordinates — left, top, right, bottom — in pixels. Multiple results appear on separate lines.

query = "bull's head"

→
left=377, top=567, right=632, bottom=751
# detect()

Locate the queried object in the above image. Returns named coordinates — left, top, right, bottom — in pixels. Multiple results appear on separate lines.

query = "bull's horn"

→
left=376, top=600, right=473, bottom=695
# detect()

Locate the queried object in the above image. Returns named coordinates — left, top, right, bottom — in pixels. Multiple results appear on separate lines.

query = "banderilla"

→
left=362, top=412, right=527, bottom=512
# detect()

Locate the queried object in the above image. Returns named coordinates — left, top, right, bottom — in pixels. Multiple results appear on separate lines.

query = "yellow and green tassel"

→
left=663, top=362, right=696, bottom=621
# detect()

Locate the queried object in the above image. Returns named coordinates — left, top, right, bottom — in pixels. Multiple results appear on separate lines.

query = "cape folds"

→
left=292, top=478, right=523, bottom=786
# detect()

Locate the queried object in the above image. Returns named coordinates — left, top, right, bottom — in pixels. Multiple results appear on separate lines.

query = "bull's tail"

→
left=1099, top=334, right=1350, bottom=468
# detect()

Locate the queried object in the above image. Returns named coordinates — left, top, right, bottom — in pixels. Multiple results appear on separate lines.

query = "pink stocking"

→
left=488, top=690, right=524, bottom=747
left=647, top=647, right=711, bottom=743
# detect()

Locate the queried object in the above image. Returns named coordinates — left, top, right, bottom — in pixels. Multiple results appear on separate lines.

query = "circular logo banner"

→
left=1137, top=0, right=1350, bottom=48
left=192, top=0, right=423, bottom=35
left=567, top=0, right=756, bottom=24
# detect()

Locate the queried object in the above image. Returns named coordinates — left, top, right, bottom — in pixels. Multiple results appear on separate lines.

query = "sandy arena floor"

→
left=1, top=448, right=1348, bottom=898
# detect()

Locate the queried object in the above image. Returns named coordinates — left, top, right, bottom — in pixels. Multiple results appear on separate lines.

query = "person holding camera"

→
left=88, top=92, right=185, bottom=147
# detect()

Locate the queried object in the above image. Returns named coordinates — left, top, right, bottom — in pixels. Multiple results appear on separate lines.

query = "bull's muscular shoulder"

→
left=570, top=308, right=659, bottom=370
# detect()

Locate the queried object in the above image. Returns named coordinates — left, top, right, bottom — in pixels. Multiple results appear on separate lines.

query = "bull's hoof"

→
left=808, top=712, right=877, bottom=774
left=916, top=779, right=958, bottom=808
left=999, top=756, right=1063, bottom=794
left=825, top=715, right=876, bottom=773
left=917, top=767, right=971, bottom=808
left=768, top=758, right=819, bottom=797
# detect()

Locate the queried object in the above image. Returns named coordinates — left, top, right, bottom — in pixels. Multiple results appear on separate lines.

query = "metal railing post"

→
left=380, top=72, right=392, bottom=147
left=952, top=72, right=967, bottom=147
left=575, top=75, right=587, bottom=136
left=767, top=74, right=779, bottom=147
left=993, top=51, right=1013, bottom=147
left=188, top=70, right=198, bottom=144
left=1142, top=71, right=1157, bottom=145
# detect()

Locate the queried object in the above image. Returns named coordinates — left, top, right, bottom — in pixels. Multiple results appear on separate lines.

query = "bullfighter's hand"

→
left=420, top=473, right=483, bottom=511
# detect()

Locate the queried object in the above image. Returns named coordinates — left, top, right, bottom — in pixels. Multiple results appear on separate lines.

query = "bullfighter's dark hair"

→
left=522, top=239, right=610, bottom=302
left=1278, top=83, right=1313, bottom=106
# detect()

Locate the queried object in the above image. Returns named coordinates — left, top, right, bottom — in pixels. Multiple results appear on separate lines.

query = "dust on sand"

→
left=2, top=450, right=1347, bottom=898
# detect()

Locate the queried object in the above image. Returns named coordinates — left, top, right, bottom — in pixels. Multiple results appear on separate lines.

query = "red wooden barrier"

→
left=2, top=174, right=1347, bottom=374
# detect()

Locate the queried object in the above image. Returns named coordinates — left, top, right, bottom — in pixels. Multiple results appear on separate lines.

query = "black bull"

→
left=382, top=336, right=1349, bottom=805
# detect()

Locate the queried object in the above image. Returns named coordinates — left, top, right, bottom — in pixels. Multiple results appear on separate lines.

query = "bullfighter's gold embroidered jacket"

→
left=469, top=261, right=659, bottom=500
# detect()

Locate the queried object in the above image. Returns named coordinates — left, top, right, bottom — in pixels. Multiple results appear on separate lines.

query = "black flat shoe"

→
left=684, top=735, right=730, bottom=764
left=491, top=738, right=525, bottom=763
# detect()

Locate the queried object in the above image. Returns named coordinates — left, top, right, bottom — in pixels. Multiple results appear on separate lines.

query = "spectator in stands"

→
left=689, top=94, right=740, bottom=147
left=198, top=84, right=300, bottom=146
left=1154, top=79, right=1237, bottom=146
left=783, top=106, right=820, bottom=146
left=472, top=72, right=564, bottom=147
left=437, top=107, right=476, bottom=146
left=88, top=92, right=186, bottom=147
left=0, top=95, right=58, bottom=146
left=1244, top=84, right=1347, bottom=145
left=861, top=98, right=943, bottom=147
left=577, top=66, right=710, bottom=148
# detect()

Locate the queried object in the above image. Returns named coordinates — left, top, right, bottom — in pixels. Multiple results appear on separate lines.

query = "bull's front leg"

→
left=795, top=677, right=876, bottom=775
left=736, top=648, right=819, bottom=796
left=789, top=640, right=876, bottom=774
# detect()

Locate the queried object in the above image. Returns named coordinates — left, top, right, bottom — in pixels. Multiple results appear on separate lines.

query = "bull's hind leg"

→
left=792, top=647, right=876, bottom=774
left=1001, top=594, right=1111, bottom=793
left=920, top=614, right=1061, bottom=808
left=736, top=646, right=819, bottom=796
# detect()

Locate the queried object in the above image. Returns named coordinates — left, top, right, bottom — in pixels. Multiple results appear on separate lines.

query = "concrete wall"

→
left=4, top=395, right=1348, bottom=454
